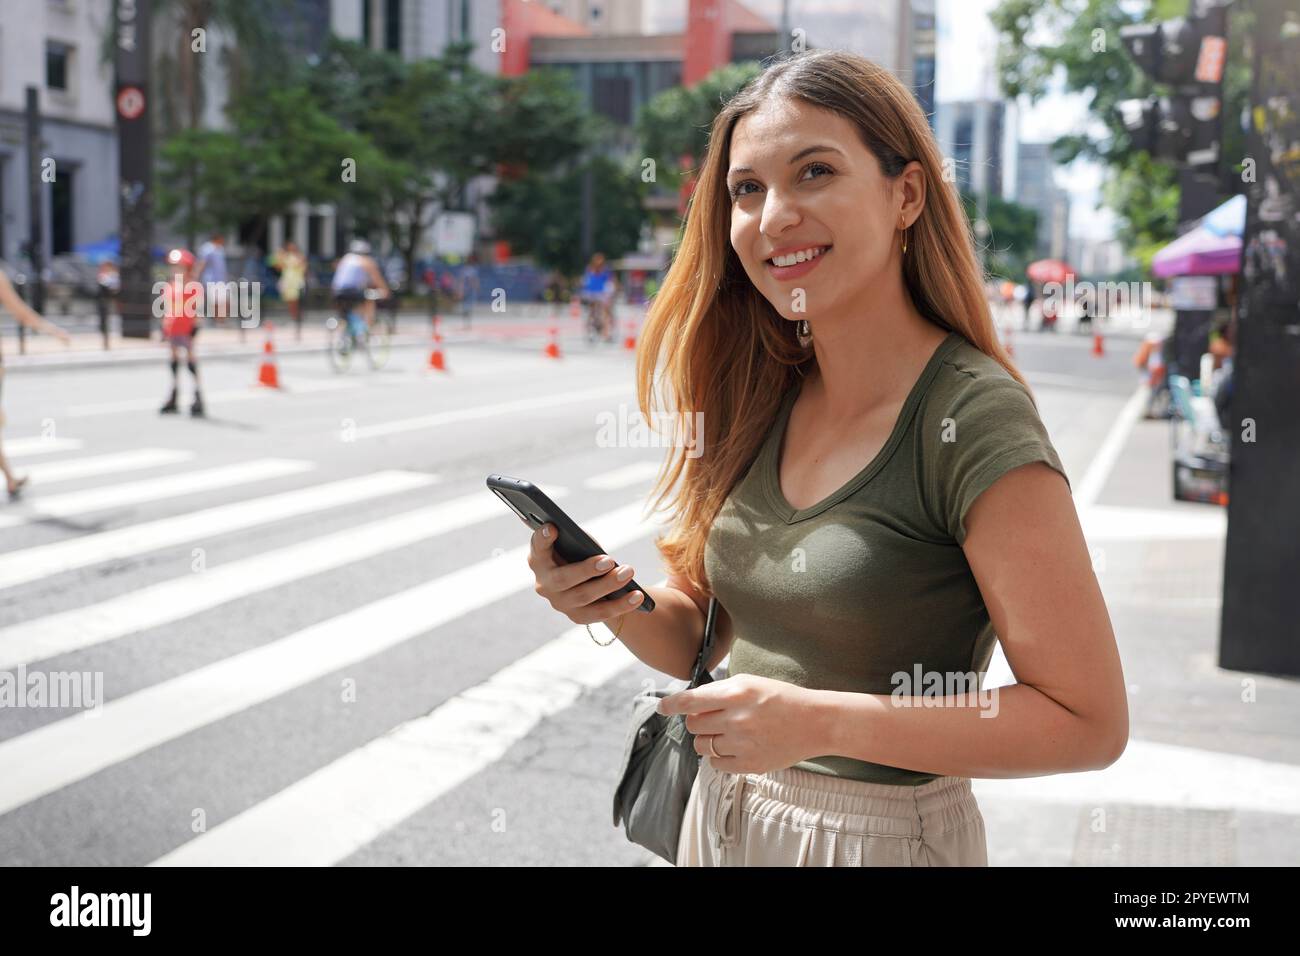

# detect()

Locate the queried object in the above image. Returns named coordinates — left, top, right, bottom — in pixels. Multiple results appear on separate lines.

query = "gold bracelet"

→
left=586, top=613, right=625, bottom=647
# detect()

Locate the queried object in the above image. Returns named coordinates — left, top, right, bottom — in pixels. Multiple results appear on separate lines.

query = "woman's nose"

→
left=759, top=189, right=802, bottom=237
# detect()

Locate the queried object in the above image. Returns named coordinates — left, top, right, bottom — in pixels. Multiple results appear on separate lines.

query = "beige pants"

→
left=676, top=755, right=988, bottom=866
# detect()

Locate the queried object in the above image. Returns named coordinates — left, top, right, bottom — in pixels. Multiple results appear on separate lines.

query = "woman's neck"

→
left=802, top=296, right=947, bottom=421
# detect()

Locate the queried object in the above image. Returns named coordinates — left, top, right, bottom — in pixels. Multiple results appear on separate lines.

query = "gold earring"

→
left=900, top=217, right=908, bottom=255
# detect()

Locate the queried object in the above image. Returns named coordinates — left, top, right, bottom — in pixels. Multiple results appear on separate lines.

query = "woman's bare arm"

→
left=0, top=272, right=70, bottom=341
left=805, top=461, right=1129, bottom=777
left=611, top=571, right=734, bottom=681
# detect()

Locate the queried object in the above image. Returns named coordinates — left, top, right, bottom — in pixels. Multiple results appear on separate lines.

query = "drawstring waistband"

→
left=701, top=756, right=981, bottom=851
left=711, top=762, right=747, bottom=850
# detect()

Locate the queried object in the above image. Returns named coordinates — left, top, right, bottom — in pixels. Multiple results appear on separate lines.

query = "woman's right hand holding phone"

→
left=527, top=522, right=645, bottom=625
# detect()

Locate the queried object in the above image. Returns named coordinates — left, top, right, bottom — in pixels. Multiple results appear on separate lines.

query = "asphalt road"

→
left=0, top=327, right=1226, bottom=866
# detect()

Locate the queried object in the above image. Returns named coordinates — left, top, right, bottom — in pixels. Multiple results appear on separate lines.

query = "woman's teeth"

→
left=769, top=246, right=828, bottom=267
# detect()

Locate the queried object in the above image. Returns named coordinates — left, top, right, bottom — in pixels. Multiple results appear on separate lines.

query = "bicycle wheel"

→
left=326, top=316, right=353, bottom=373
left=367, top=319, right=391, bottom=369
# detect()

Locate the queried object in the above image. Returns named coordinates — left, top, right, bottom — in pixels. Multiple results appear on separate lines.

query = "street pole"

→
left=1218, top=0, right=1300, bottom=676
left=580, top=158, right=594, bottom=267
left=22, top=86, right=45, bottom=357
left=115, top=0, right=155, bottom=340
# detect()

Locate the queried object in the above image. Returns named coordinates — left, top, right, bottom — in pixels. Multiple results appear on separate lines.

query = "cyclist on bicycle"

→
left=331, top=239, right=390, bottom=339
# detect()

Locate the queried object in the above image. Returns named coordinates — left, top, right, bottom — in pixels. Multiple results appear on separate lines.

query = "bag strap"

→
left=687, top=596, right=720, bottom=689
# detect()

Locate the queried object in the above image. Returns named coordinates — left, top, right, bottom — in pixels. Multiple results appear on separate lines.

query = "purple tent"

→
left=1152, top=195, right=1245, bottom=278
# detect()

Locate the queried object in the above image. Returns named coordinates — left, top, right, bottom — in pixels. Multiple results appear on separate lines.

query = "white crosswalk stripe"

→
left=13, top=448, right=195, bottom=485
left=5, top=437, right=83, bottom=458
left=0, top=458, right=314, bottom=530
left=0, top=487, right=568, bottom=670
left=581, top=461, right=662, bottom=490
left=0, top=500, right=657, bottom=818
left=352, top=384, right=629, bottom=439
left=150, top=613, right=658, bottom=866
left=0, top=469, right=436, bottom=590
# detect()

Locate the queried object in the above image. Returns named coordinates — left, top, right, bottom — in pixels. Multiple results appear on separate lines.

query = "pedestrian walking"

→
left=459, top=255, right=480, bottom=329
left=0, top=270, right=71, bottom=498
left=195, top=232, right=229, bottom=330
left=272, top=240, right=307, bottom=340
left=526, top=49, right=1127, bottom=867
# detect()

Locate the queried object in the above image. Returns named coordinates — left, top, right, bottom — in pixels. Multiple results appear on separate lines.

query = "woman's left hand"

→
left=657, top=674, right=824, bottom=775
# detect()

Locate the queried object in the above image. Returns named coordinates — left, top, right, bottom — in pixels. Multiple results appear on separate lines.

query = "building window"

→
left=593, top=74, right=632, bottom=126
left=362, top=0, right=372, bottom=48
left=46, top=41, right=71, bottom=92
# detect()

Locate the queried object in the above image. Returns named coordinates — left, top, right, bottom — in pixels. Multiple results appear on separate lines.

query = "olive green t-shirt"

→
left=703, top=329, right=1071, bottom=785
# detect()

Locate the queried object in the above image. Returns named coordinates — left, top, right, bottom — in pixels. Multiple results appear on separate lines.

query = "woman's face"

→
left=726, top=98, right=913, bottom=323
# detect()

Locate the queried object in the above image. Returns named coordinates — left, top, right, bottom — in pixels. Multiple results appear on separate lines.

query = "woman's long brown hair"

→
left=634, top=49, right=1033, bottom=596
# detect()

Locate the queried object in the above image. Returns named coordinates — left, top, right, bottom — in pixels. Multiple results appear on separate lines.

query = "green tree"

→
left=124, top=0, right=291, bottom=245
left=961, top=192, right=1040, bottom=279
left=304, top=39, right=590, bottom=281
left=156, top=84, right=384, bottom=249
left=489, top=155, right=648, bottom=277
left=637, top=62, right=764, bottom=189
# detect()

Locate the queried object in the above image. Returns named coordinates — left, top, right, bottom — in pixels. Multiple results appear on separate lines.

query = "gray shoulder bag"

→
left=611, top=596, right=720, bottom=865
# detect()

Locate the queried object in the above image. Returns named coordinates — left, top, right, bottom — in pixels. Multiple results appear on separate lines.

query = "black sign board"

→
left=115, top=0, right=153, bottom=338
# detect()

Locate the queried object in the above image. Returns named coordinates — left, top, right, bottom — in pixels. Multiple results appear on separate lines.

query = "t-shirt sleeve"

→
left=928, top=375, right=1071, bottom=546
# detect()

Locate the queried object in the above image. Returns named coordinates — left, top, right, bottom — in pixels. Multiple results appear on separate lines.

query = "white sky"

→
left=936, top=0, right=1116, bottom=240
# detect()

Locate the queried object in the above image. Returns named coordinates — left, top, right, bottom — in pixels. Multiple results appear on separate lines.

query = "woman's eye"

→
left=802, top=162, right=834, bottom=182
left=731, top=163, right=833, bottom=200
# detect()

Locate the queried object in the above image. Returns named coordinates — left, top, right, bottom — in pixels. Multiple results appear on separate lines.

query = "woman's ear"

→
left=898, top=160, right=926, bottom=229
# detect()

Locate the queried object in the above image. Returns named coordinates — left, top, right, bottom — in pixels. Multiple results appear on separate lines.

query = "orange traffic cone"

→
left=1092, top=332, right=1105, bottom=357
left=257, top=324, right=280, bottom=388
left=428, top=316, right=447, bottom=371
left=569, top=297, right=581, bottom=321
left=544, top=324, right=561, bottom=359
left=623, top=316, right=637, bottom=351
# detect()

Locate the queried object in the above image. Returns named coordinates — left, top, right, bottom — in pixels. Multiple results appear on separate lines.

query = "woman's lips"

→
left=766, top=247, right=830, bottom=281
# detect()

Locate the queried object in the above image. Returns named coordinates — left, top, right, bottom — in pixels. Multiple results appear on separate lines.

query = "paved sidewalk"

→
left=0, top=310, right=629, bottom=374
left=5, top=301, right=1166, bottom=372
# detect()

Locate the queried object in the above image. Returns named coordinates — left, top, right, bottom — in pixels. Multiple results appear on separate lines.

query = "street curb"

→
left=4, top=327, right=1155, bottom=372
left=2, top=334, right=462, bottom=373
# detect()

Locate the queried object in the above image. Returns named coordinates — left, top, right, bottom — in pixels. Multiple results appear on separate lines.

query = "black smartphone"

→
left=486, top=474, right=655, bottom=613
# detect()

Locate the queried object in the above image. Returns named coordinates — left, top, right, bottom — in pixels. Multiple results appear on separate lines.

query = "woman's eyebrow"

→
left=727, top=144, right=844, bottom=180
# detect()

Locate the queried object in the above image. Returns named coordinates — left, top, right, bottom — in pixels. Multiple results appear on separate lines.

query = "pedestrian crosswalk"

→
left=3, top=393, right=1294, bottom=868
left=16, top=448, right=195, bottom=485
left=0, top=458, right=315, bottom=530
left=150, top=613, right=656, bottom=866
left=6, top=436, right=83, bottom=458
left=0, top=432, right=671, bottom=865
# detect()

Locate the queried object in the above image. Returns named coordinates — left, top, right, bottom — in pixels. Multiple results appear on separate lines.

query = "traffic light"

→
left=1117, top=0, right=1230, bottom=168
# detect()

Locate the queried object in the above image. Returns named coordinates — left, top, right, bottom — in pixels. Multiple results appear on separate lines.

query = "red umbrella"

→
left=1026, top=259, right=1077, bottom=284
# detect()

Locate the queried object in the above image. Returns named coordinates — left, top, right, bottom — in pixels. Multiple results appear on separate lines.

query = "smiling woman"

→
left=596, top=48, right=1129, bottom=867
